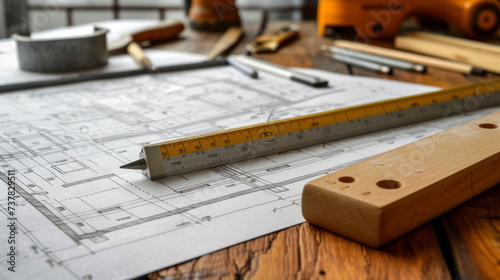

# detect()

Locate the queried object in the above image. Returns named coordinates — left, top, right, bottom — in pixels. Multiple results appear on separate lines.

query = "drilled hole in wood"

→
left=339, top=176, right=355, bottom=183
left=376, top=180, right=402, bottom=189
left=479, top=123, right=498, bottom=129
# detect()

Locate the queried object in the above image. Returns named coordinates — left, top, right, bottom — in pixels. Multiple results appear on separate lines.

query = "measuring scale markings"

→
left=121, top=80, right=500, bottom=180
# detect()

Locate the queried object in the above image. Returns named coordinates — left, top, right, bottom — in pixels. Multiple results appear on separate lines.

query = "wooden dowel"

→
left=395, top=36, right=500, bottom=74
left=207, top=26, right=243, bottom=60
left=332, top=40, right=483, bottom=75
left=127, top=42, right=154, bottom=71
left=405, top=32, right=500, bottom=56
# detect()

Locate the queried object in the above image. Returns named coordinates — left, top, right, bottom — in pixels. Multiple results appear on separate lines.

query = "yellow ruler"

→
left=121, top=80, right=500, bottom=180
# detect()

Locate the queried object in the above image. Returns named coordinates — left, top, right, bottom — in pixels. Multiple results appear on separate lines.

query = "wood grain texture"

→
left=144, top=21, right=500, bottom=280
left=303, top=111, right=500, bottom=247
left=395, top=36, right=500, bottom=74
left=405, top=32, right=500, bottom=55
left=441, top=186, right=500, bottom=280
left=148, top=223, right=451, bottom=280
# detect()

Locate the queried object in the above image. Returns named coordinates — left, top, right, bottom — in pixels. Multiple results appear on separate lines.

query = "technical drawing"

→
left=0, top=66, right=496, bottom=280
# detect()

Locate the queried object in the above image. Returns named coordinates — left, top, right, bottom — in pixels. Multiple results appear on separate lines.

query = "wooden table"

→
left=146, top=21, right=500, bottom=280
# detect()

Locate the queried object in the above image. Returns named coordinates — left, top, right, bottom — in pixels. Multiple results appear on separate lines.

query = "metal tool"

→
left=246, top=25, right=299, bottom=53
left=0, top=58, right=228, bottom=93
left=318, top=0, right=500, bottom=39
left=12, top=27, right=108, bottom=72
left=121, top=80, right=500, bottom=180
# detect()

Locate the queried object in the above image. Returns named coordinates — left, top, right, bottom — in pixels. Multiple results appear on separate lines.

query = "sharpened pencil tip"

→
left=120, top=159, right=147, bottom=170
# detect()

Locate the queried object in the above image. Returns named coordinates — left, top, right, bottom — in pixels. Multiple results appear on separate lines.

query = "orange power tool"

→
left=318, top=0, right=500, bottom=39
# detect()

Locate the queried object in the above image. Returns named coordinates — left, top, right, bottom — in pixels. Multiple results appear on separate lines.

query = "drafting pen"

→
left=324, top=52, right=393, bottom=75
left=127, top=42, right=156, bottom=72
left=332, top=40, right=485, bottom=75
left=322, top=45, right=426, bottom=73
left=230, top=55, right=329, bottom=87
left=227, top=56, right=258, bottom=78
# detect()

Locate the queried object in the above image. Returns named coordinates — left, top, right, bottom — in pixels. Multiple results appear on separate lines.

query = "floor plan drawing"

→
left=0, top=64, right=497, bottom=280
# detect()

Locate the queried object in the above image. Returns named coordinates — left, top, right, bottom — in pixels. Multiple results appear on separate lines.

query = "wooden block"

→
left=302, top=111, right=500, bottom=248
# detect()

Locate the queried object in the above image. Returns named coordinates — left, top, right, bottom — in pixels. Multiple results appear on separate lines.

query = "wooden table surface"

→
left=146, top=21, right=500, bottom=280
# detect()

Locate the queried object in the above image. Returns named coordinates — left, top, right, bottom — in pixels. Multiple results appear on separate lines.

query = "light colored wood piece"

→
left=302, top=111, right=500, bottom=247
left=395, top=36, right=500, bottom=74
left=406, top=32, right=500, bottom=56
left=126, top=41, right=153, bottom=70
left=207, top=26, right=243, bottom=60
left=333, top=40, right=477, bottom=74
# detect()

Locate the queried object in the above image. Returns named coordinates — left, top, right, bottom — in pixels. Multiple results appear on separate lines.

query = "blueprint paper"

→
left=0, top=63, right=497, bottom=280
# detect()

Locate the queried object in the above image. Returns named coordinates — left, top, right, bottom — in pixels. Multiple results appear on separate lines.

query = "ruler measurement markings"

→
left=125, top=80, right=500, bottom=180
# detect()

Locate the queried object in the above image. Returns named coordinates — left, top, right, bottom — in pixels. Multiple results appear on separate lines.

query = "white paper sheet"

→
left=0, top=62, right=497, bottom=280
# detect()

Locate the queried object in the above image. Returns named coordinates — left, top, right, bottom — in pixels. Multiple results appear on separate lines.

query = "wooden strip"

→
left=395, top=36, right=500, bottom=74
left=303, top=111, right=500, bottom=247
left=207, top=26, right=243, bottom=60
left=405, top=32, right=500, bottom=56
left=440, top=185, right=500, bottom=279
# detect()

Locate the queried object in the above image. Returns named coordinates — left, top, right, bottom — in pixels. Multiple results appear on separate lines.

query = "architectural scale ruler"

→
left=121, top=80, right=500, bottom=180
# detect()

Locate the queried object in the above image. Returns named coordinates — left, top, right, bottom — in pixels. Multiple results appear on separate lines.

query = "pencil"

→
left=227, top=56, right=258, bottom=78
left=127, top=42, right=156, bottom=72
left=322, top=45, right=426, bottom=73
left=324, top=52, right=393, bottom=75
left=332, top=40, right=485, bottom=75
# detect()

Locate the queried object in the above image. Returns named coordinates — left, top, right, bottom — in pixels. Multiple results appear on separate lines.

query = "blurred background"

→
left=0, top=0, right=318, bottom=37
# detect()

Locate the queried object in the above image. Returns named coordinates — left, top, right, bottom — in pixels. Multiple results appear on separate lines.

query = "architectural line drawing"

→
left=1, top=65, right=497, bottom=280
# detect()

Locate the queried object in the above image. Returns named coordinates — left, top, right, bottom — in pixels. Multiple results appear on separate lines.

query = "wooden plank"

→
left=440, top=185, right=500, bottom=280
left=148, top=223, right=451, bottom=280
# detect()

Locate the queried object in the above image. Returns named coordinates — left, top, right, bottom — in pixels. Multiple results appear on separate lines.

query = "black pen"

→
left=227, top=56, right=258, bottom=78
